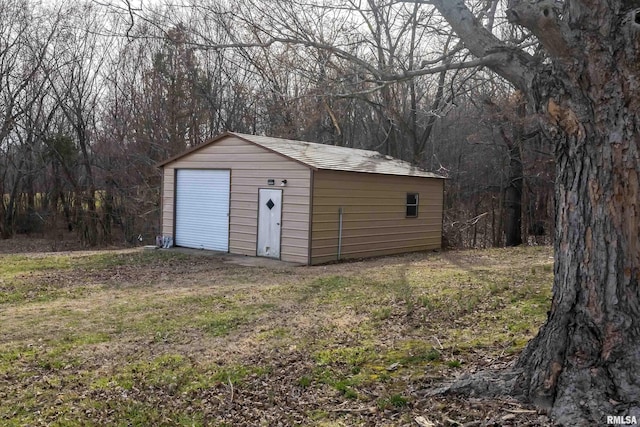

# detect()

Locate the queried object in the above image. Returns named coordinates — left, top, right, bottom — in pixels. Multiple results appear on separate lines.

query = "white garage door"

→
left=175, top=169, right=230, bottom=251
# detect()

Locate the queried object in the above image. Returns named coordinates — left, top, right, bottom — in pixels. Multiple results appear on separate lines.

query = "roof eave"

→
left=155, top=131, right=319, bottom=171
left=312, top=168, right=446, bottom=179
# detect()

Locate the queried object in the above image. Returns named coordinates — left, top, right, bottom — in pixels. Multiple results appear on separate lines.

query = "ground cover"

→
left=0, top=243, right=554, bottom=426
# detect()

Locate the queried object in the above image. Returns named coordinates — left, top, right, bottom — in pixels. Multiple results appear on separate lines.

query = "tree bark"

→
left=430, top=0, right=640, bottom=423
left=514, top=73, right=640, bottom=425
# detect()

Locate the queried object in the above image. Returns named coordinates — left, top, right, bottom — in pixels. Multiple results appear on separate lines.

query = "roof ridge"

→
left=229, top=132, right=382, bottom=155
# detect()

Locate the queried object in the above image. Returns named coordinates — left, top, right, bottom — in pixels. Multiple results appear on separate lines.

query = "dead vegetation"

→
left=0, top=242, right=554, bottom=426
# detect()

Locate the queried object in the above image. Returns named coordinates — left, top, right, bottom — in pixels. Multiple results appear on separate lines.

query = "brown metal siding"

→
left=310, top=170, right=444, bottom=264
left=161, top=168, right=175, bottom=236
left=161, top=136, right=311, bottom=264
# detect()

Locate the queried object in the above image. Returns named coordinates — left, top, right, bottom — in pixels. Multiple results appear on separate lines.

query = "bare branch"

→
left=428, top=0, right=537, bottom=92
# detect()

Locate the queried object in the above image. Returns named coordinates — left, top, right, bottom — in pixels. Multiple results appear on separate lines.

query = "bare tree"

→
left=44, top=2, right=118, bottom=245
left=0, top=0, right=62, bottom=238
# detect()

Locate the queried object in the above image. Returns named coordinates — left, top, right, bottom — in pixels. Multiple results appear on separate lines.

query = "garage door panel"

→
left=175, top=169, right=230, bottom=251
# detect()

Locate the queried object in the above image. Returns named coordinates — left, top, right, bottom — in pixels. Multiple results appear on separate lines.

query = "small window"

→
left=406, top=193, right=419, bottom=218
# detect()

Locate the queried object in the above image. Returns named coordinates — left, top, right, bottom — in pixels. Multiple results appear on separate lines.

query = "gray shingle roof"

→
left=230, top=132, right=444, bottom=179
left=158, top=132, right=444, bottom=179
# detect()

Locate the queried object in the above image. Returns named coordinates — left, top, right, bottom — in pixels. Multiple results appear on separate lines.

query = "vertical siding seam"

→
left=439, top=179, right=445, bottom=249
left=308, top=169, right=314, bottom=266
left=159, top=168, right=164, bottom=236
left=254, top=189, right=260, bottom=257
left=172, top=168, right=177, bottom=241
left=279, top=189, right=283, bottom=260
left=227, top=170, right=232, bottom=252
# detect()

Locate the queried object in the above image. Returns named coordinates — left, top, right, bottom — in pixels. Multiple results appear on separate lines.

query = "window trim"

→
left=406, top=193, right=419, bottom=218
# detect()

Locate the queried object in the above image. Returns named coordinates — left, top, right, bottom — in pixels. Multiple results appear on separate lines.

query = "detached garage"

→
left=158, top=132, right=445, bottom=265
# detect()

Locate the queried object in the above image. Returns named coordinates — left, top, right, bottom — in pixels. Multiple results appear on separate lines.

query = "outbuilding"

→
left=158, top=132, right=445, bottom=265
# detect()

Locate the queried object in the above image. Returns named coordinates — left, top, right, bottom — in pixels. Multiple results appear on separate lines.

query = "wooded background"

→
left=0, top=0, right=554, bottom=248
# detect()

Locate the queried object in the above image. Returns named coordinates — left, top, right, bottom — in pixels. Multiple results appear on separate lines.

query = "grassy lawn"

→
left=0, top=246, right=554, bottom=426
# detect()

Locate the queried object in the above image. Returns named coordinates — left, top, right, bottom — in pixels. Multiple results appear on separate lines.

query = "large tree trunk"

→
left=515, top=77, right=640, bottom=424
left=430, top=1, right=640, bottom=424
left=510, top=3, right=640, bottom=423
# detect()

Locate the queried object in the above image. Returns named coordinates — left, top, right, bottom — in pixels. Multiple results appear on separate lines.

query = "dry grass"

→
left=0, top=245, right=554, bottom=426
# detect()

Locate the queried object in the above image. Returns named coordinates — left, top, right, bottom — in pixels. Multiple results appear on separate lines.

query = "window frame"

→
left=406, top=192, right=419, bottom=218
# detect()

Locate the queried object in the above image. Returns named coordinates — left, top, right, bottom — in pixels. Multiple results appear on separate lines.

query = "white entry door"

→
left=257, top=189, right=282, bottom=258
